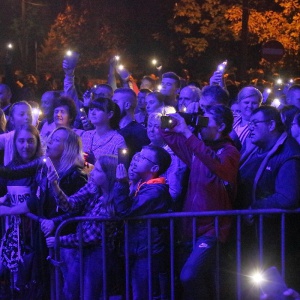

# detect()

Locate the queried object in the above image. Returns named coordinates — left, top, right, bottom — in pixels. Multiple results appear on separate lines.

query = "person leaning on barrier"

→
left=238, top=105, right=300, bottom=210
left=114, top=145, right=172, bottom=300
left=237, top=105, right=300, bottom=291
left=160, top=104, right=240, bottom=300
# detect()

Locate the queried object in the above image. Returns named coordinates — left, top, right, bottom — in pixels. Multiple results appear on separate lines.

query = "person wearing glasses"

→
left=237, top=106, right=300, bottom=294
left=114, top=145, right=172, bottom=300
left=160, top=104, right=240, bottom=300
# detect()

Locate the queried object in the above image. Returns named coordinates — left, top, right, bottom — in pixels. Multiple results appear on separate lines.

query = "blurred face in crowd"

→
left=291, top=116, right=300, bottom=141
left=199, top=95, right=215, bottom=113
left=140, top=78, right=153, bottom=90
left=11, top=104, right=32, bottom=129
left=137, top=91, right=147, bottom=111
left=88, top=107, right=112, bottom=127
left=16, top=129, right=38, bottom=162
left=230, top=103, right=241, bottom=116
left=0, top=85, right=11, bottom=108
left=199, top=112, right=223, bottom=141
left=112, top=93, right=128, bottom=117
left=160, top=78, right=178, bottom=98
left=46, top=129, right=68, bottom=160
left=145, top=95, right=162, bottom=114
left=93, top=86, right=113, bottom=99
left=54, top=106, right=71, bottom=127
left=147, top=116, right=164, bottom=146
left=128, top=154, right=140, bottom=183
left=178, top=86, right=195, bottom=112
left=286, top=89, right=300, bottom=109
left=90, top=160, right=108, bottom=189
left=41, top=92, right=55, bottom=117
left=239, top=96, right=260, bottom=121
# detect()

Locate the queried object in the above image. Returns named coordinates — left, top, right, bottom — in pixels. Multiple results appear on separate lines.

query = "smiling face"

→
left=46, top=129, right=68, bottom=160
left=239, top=97, right=260, bottom=121
left=10, top=103, right=33, bottom=129
left=53, top=105, right=71, bottom=127
left=15, top=129, right=38, bottom=162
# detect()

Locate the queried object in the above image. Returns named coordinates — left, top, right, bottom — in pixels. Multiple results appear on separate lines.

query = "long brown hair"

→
left=12, top=124, right=43, bottom=163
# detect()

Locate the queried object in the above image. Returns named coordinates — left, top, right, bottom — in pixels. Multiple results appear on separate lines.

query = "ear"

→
left=107, top=111, right=114, bottom=119
left=124, top=101, right=131, bottom=110
left=269, top=120, right=276, bottom=132
left=150, top=164, right=159, bottom=174
left=218, top=123, right=226, bottom=133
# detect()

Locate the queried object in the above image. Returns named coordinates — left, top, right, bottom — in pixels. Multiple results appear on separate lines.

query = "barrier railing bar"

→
left=170, top=218, right=175, bottom=300
left=147, top=218, right=152, bottom=300
left=102, top=221, right=107, bottom=300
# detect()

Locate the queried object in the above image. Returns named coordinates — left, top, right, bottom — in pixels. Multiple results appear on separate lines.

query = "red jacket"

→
left=161, top=131, right=240, bottom=242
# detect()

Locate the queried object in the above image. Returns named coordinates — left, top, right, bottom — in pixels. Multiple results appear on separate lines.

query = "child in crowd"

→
left=46, top=155, right=119, bottom=300
left=114, top=145, right=172, bottom=300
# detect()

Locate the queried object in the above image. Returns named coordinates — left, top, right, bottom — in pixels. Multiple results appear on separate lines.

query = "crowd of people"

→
left=0, top=54, right=299, bottom=300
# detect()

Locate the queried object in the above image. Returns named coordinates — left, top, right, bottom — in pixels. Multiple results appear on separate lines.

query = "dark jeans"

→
left=129, top=253, right=163, bottom=300
left=60, top=245, right=114, bottom=300
left=179, top=235, right=218, bottom=300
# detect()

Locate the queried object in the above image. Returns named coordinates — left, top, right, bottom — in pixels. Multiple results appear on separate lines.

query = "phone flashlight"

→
left=118, top=148, right=129, bottom=166
left=66, top=50, right=73, bottom=56
left=266, top=88, right=272, bottom=94
left=152, top=59, right=157, bottom=65
left=157, top=84, right=162, bottom=91
left=115, top=55, right=120, bottom=61
left=32, top=108, right=41, bottom=117
left=118, top=64, right=124, bottom=71
left=276, top=78, right=283, bottom=85
left=272, top=98, right=281, bottom=108
left=250, top=271, right=265, bottom=285
left=7, top=43, right=13, bottom=49
left=217, top=60, right=227, bottom=73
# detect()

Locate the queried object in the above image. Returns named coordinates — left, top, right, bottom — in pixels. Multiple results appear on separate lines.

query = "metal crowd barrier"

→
left=50, top=208, right=300, bottom=300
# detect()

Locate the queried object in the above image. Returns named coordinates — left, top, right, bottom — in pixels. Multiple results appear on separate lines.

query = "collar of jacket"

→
left=134, top=177, right=166, bottom=197
left=248, top=132, right=288, bottom=205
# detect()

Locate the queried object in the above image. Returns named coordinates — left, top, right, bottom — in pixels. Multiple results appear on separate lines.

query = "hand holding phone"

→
left=118, top=148, right=130, bottom=166
left=260, top=266, right=288, bottom=300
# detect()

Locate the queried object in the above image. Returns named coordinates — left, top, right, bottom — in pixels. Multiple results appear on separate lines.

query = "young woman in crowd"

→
left=81, top=97, right=126, bottom=164
left=46, top=155, right=119, bottom=300
left=0, top=101, right=32, bottom=165
left=145, top=91, right=166, bottom=116
left=0, top=127, right=87, bottom=299
left=0, top=124, right=43, bottom=293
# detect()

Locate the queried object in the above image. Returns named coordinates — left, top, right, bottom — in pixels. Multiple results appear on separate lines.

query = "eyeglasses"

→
left=137, top=153, right=157, bottom=165
left=248, top=120, right=271, bottom=128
